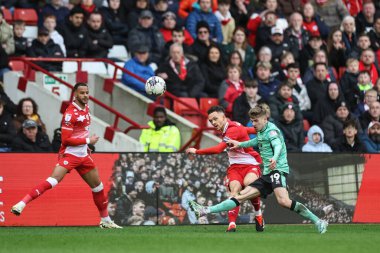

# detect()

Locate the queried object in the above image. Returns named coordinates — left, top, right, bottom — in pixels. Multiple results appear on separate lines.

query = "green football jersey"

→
left=239, top=121, right=289, bottom=175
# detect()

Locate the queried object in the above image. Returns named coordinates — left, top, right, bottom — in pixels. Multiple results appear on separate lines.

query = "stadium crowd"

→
left=107, top=153, right=354, bottom=225
left=2, top=0, right=380, bottom=152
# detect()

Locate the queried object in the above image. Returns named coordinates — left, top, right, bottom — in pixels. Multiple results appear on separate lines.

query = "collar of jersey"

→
left=259, top=122, right=269, bottom=133
left=72, top=101, right=86, bottom=111
left=222, top=121, right=229, bottom=134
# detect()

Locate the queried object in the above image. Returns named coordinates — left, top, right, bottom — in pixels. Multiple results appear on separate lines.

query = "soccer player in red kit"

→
left=186, top=105, right=264, bottom=232
left=11, top=83, right=122, bottom=229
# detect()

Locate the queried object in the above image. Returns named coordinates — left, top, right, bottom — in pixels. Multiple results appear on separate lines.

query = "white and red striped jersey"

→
left=59, top=102, right=91, bottom=157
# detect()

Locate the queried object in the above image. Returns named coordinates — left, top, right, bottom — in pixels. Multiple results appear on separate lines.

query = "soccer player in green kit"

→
left=189, top=105, right=328, bottom=233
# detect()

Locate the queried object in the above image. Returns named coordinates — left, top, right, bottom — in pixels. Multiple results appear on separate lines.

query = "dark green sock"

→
left=209, top=198, right=239, bottom=213
left=290, top=200, right=319, bottom=224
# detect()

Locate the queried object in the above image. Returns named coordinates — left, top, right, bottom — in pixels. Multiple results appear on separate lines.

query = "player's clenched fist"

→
left=89, top=134, right=99, bottom=145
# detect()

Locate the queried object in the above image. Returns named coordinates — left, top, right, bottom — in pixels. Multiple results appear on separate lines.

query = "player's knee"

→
left=277, top=197, right=291, bottom=208
left=46, top=177, right=58, bottom=188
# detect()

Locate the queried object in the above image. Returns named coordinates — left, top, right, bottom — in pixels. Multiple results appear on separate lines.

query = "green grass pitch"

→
left=1, top=224, right=379, bottom=253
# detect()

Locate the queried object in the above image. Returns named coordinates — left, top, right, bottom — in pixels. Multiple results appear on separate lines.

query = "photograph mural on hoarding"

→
left=107, top=153, right=366, bottom=226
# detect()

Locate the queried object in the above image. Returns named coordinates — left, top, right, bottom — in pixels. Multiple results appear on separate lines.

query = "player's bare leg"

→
left=244, top=173, right=264, bottom=232
left=273, top=187, right=328, bottom=234
left=80, top=168, right=122, bottom=229
left=226, top=180, right=242, bottom=232
left=11, top=166, right=68, bottom=215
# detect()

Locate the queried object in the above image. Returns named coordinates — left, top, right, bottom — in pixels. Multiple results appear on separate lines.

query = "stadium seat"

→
left=332, top=67, right=339, bottom=82
left=199, top=98, right=219, bottom=114
left=9, top=60, right=25, bottom=71
left=339, top=67, right=346, bottom=80
left=107, top=62, right=125, bottom=79
left=62, top=61, right=78, bottom=73
left=1, top=7, right=12, bottom=23
left=173, top=98, right=203, bottom=126
left=13, top=8, right=38, bottom=25
left=23, top=26, right=38, bottom=39
left=107, top=45, right=129, bottom=60
left=82, top=62, right=108, bottom=75
left=303, top=119, right=311, bottom=132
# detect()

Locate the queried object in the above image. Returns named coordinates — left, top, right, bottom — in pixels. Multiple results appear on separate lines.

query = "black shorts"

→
left=249, top=170, right=288, bottom=198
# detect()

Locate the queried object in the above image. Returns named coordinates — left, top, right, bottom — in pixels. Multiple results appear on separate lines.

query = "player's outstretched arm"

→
left=225, top=139, right=240, bottom=150
left=237, top=138, right=258, bottom=149
left=186, top=142, right=227, bottom=155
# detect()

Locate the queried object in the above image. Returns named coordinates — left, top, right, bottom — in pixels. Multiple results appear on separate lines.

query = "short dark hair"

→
left=153, top=106, right=166, bottom=115
left=343, top=119, right=357, bottom=130
left=218, top=0, right=231, bottom=4
left=172, top=27, right=184, bottom=34
left=286, top=63, right=299, bottom=70
left=278, top=82, right=292, bottom=90
left=69, top=6, right=86, bottom=16
left=13, top=20, right=25, bottom=27
left=245, top=79, right=258, bottom=88
left=73, top=82, right=88, bottom=92
left=249, top=104, right=267, bottom=118
left=313, top=62, right=327, bottom=70
left=207, top=105, right=225, bottom=115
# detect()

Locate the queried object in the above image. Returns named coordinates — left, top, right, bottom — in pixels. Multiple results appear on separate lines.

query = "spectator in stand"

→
left=306, top=63, right=330, bottom=110
left=369, top=16, right=380, bottom=53
left=181, top=182, right=197, bottom=224
left=341, top=15, right=358, bottom=57
left=354, top=89, right=378, bottom=117
left=143, top=206, right=163, bottom=225
left=340, top=58, right=360, bottom=111
left=342, top=0, right=362, bottom=17
left=246, top=0, right=288, bottom=49
left=232, top=80, right=261, bottom=125
left=360, top=121, right=380, bottom=153
left=267, top=26, right=289, bottom=73
left=285, top=63, right=311, bottom=113
left=39, top=0, right=70, bottom=27
left=284, top=12, right=309, bottom=62
left=79, top=0, right=97, bottom=16
left=214, top=0, right=235, bottom=45
left=359, top=48, right=379, bottom=85
left=302, top=49, right=337, bottom=84
left=277, top=0, right=303, bottom=16
left=276, top=103, right=304, bottom=152
left=159, top=175, right=178, bottom=202
left=227, top=50, right=252, bottom=81
left=218, top=64, right=244, bottom=115
left=152, top=0, right=170, bottom=27
left=11, top=119, right=52, bottom=152
left=140, top=106, right=181, bottom=152
left=310, top=0, right=349, bottom=29
left=359, top=101, right=380, bottom=130
left=302, top=125, right=333, bottom=152
left=178, top=0, right=218, bottom=20
left=268, top=82, right=302, bottom=123
left=127, top=0, right=150, bottom=29
left=114, top=185, right=138, bottom=225
left=327, top=28, right=346, bottom=73
left=222, top=27, right=256, bottom=78
left=85, top=12, right=113, bottom=58
left=200, top=45, right=226, bottom=98
left=349, top=33, right=372, bottom=60
left=43, top=14, right=67, bottom=57
left=14, top=97, right=46, bottom=133
left=27, top=27, right=64, bottom=72
left=302, top=2, right=330, bottom=40
left=332, top=119, right=366, bottom=152
left=299, top=34, right=326, bottom=76
left=159, top=11, right=193, bottom=46
left=191, top=21, right=220, bottom=62
left=355, top=0, right=377, bottom=35
left=121, top=45, right=155, bottom=95
left=257, top=46, right=272, bottom=65
left=0, top=8, right=15, bottom=55
left=274, top=51, right=296, bottom=81
left=57, top=6, right=88, bottom=58
left=313, top=82, right=344, bottom=125
left=0, top=99, right=16, bottom=152
left=157, top=43, right=204, bottom=97
left=321, top=101, right=362, bottom=146
left=229, top=0, right=253, bottom=28
left=12, top=20, right=27, bottom=57
left=127, top=10, right=165, bottom=64
left=161, top=27, right=194, bottom=60
left=255, top=11, right=278, bottom=52
left=99, top=0, right=129, bottom=46
left=255, top=61, right=280, bottom=102
left=0, top=83, right=16, bottom=116
left=186, top=0, right=223, bottom=43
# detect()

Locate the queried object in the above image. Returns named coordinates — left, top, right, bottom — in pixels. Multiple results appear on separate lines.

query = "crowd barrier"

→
left=1, top=153, right=379, bottom=226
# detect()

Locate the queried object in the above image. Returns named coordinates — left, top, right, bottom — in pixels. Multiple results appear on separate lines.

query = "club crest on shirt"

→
left=65, top=114, right=72, bottom=122
left=269, top=130, right=278, bottom=137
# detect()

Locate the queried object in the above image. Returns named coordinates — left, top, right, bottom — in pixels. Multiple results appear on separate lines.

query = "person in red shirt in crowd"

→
left=302, top=2, right=330, bottom=40
left=159, top=11, right=193, bottom=46
left=343, top=0, right=363, bottom=17
left=186, top=105, right=264, bottom=233
left=11, top=83, right=122, bottom=229
left=359, top=48, right=379, bottom=85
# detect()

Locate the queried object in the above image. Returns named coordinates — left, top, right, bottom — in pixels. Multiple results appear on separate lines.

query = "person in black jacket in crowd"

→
left=27, top=27, right=64, bottom=71
left=306, top=63, right=330, bottom=110
left=11, top=119, right=52, bottom=152
left=114, top=184, right=138, bottom=225
left=368, top=16, right=380, bottom=52
left=191, top=21, right=221, bottom=63
left=321, top=101, right=362, bottom=146
left=232, top=80, right=261, bottom=126
left=276, top=102, right=304, bottom=152
left=0, top=83, right=16, bottom=116
left=86, top=12, right=113, bottom=58
left=99, top=0, right=129, bottom=46
left=332, top=119, right=366, bottom=152
left=156, top=43, right=204, bottom=98
left=0, top=99, right=16, bottom=152
left=359, top=101, right=380, bottom=130
left=340, top=58, right=360, bottom=111
left=57, top=6, right=88, bottom=58
left=12, top=20, right=27, bottom=56
left=127, top=0, right=150, bottom=29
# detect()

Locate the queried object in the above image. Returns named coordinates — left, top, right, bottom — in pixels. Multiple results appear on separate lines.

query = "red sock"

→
left=92, top=189, right=109, bottom=218
left=21, top=181, right=53, bottom=204
left=250, top=197, right=261, bottom=214
left=228, top=206, right=240, bottom=223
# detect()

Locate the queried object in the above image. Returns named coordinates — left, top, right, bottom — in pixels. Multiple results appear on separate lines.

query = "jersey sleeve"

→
left=195, top=142, right=227, bottom=154
left=61, top=112, right=87, bottom=146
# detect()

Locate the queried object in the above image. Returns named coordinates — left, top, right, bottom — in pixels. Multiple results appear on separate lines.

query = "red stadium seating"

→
left=200, top=98, right=219, bottom=114
left=13, top=8, right=38, bottom=25
left=303, top=119, right=311, bottom=132
left=1, top=7, right=12, bottom=23
left=173, top=98, right=202, bottom=126
left=339, top=67, right=346, bottom=80
left=9, top=60, right=25, bottom=71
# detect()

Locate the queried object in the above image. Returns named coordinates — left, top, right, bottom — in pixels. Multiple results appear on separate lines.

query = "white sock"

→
left=255, top=209, right=262, bottom=216
left=229, top=222, right=236, bottom=225
left=101, top=216, right=112, bottom=223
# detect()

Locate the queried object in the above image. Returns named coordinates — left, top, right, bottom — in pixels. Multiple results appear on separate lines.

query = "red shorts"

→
left=57, top=153, right=96, bottom=175
left=225, top=164, right=261, bottom=188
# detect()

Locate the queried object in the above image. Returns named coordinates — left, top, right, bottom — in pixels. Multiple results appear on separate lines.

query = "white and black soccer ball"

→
left=145, top=76, right=166, bottom=96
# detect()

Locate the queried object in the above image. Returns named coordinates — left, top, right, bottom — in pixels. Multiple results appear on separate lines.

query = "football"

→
left=145, top=76, right=166, bottom=96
